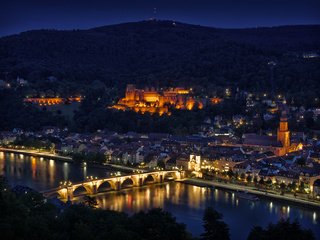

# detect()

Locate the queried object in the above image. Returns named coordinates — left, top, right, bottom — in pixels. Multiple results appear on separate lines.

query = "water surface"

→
left=1, top=152, right=319, bottom=239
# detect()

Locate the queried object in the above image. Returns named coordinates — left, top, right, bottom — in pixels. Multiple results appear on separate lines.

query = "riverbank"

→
left=180, top=178, right=320, bottom=210
left=2, top=148, right=319, bottom=211
left=0, top=147, right=146, bottom=174
left=0, top=147, right=73, bottom=162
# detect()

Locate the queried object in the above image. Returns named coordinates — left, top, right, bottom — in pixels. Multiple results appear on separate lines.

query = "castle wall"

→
left=113, top=85, right=204, bottom=115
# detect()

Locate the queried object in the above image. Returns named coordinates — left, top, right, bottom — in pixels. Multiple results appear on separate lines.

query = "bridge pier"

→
left=67, top=186, right=74, bottom=200
left=116, top=181, right=121, bottom=191
left=159, top=174, right=163, bottom=183
left=92, top=184, right=98, bottom=195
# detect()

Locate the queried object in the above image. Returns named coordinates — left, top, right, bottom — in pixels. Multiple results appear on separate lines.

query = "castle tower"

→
left=125, top=84, right=136, bottom=101
left=277, top=110, right=290, bottom=149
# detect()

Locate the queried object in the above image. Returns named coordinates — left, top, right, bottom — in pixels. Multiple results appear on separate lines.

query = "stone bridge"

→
left=41, top=170, right=184, bottom=200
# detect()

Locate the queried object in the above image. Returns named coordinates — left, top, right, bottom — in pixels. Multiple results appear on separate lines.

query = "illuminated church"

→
left=243, top=110, right=303, bottom=156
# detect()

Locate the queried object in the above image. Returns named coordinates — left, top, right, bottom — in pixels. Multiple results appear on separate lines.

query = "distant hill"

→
left=0, top=20, right=319, bottom=92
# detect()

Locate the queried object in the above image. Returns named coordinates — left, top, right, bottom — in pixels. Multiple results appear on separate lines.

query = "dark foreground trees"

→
left=0, top=176, right=316, bottom=240
left=201, top=207, right=230, bottom=240
left=0, top=177, right=192, bottom=240
left=247, top=219, right=315, bottom=240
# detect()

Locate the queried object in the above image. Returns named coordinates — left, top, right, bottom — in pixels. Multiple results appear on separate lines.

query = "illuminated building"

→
left=24, top=97, right=82, bottom=106
left=188, top=154, right=201, bottom=172
left=210, top=97, right=223, bottom=104
left=276, top=111, right=291, bottom=155
left=112, top=84, right=205, bottom=115
left=243, top=110, right=303, bottom=156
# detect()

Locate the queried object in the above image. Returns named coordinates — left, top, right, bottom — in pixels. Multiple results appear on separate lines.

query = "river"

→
left=0, top=152, right=319, bottom=239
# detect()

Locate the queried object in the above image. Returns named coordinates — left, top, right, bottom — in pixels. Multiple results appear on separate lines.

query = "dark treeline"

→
left=0, top=21, right=319, bottom=133
left=0, top=21, right=319, bottom=93
left=0, top=86, right=246, bottom=133
left=0, top=90, right=67, bottom=131
left=72, top=87, right=247, bottom=134
left=0, top=177, right=315, bottom=240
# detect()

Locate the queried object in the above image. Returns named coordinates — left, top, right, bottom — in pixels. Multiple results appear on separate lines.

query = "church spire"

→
left=277, top=110, right=290, bottom=150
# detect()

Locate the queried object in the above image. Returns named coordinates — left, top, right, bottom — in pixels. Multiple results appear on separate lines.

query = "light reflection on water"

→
left=0, top=152, right=112, bottom=190
left=1, top=152, right=319, bottom=239
left=76, top=182, right=320, bottom=239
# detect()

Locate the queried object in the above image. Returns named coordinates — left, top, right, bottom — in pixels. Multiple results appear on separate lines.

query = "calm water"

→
left=1, top=152, right=319, bottom=239
left=0, top=152, right=110, bottom=190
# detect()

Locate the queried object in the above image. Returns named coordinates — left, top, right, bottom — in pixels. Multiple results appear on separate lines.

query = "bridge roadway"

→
left=41, top=170, right=184, bottom=200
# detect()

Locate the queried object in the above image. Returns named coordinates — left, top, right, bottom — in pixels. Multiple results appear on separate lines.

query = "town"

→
left=1, top=11, right=320, bottom=238
left=1, top=85, right=320, bottom=203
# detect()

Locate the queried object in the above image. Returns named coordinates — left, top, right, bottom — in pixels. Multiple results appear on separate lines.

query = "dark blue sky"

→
left=1, top=0, right=319, bottom=36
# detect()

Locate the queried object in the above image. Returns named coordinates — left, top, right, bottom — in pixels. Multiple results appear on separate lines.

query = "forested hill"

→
left=0, top=20, right=319, bottom=92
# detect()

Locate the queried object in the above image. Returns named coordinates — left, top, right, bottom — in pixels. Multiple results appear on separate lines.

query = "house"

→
left=176, top=156, right=189, bottom=170
left=0, top=80, right=10, bottom=88
left=309, top=152, right=320, bottom=163
left=136, top=146, right=145, bottom=163
left=122, top=150, right=136, bottom=164
left=60, top=144, right=74, bottom=154
left=42, top=126, right=60, bottom=135
left=275, top=170, right=299, bottom=185
left=0, top=133, right=17, bottom=145
left=17, top=77, right=28, bottom=86
left=12, top=128, right=24, bottom=135
left=110, top=150, right=123, bottom=164
left=76, top=143, right=87, bottom=153
left=165, top=156, right=177, bottom=170
left=299, top=167, right=320, bottom=192
left=233, top=161, right=252, bottom=175
left=313, top=179, right=320, bottom=197
left=263, top=113, right=274, bottom=121
left=143, top=153, right=158, bottom=168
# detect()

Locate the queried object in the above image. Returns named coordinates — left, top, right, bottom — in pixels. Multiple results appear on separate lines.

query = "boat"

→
left=235, top=191, right=259, bottom=201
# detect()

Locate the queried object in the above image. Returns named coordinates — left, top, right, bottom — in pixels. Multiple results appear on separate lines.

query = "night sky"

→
left=1, top=0, right=319, bottom=37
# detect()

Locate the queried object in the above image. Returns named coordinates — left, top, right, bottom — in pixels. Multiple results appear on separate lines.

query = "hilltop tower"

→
left=277, top=110, right=290, bottom=150
left=125, top=84, right=136, bottom=101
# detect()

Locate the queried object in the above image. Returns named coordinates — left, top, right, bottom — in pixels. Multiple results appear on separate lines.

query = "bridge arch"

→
left=121, top=177, right=138, bottom=189
left=143, top=174, right=156, bottom=185
left=97, top=180, right=116, bottom=193
left=47, top=191, right=63, bottom=199
left=164, top=171, right=179, bottom=181
left=73, top=185, right=92, bottom=196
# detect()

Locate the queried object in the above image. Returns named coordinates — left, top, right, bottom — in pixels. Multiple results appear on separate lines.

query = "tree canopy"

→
left=201, top=207, right=230, bottom=240
left=247, top=219, right=315, bottom=240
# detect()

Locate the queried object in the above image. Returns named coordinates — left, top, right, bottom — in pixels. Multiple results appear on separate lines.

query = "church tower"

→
left=277, top=110, right=290, bottom=150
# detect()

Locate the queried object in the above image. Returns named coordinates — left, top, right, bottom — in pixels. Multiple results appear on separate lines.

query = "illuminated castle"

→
left=243, top=110, right=303, bottom=156
left=24, top=97, right=82, bottom=106
left=112, top=84, right=204, bottom=115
